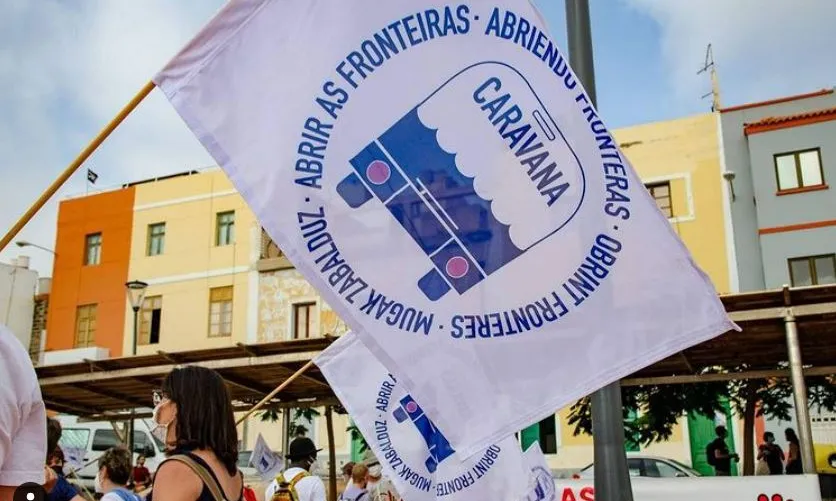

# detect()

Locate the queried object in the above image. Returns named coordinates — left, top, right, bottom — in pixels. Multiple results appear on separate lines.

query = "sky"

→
left=1, top=0, right=834, bottom=277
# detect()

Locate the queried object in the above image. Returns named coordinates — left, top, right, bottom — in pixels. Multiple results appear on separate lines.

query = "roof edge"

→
left=720, top=88, right=833, bottom=113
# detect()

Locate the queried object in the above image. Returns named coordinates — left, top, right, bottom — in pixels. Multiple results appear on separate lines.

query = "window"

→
left=649, top=460, right=685, bottom=478
left=627, top=458, right=643, bottom=477
left=788, top=254, right=836, bottom=286
left=74, top=304, right=97, bottom=348
left=209, top=286, right=233, bottom=337
left=58, top=429, right=91, bottom=451
left=216, top=211, right=236, bottom=246
left=139, top=296, right=162, bottom=345
left=538, top=416, right=558, bottom=454
left=91, top=430, right=121, bottom=451
left=84, top=233, right=102, bottom=265
left=646, top=182, right=673, bottom=218
left=147, top=223, right=166, bottom=256
left=293, top=302, right=316, bottom=339
left=774, top=149, right=825, bottom=191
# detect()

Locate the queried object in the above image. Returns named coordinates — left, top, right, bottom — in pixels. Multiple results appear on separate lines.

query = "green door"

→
left=688, top=400, right=737, bottom=476
left=520, top=423, right=540, bottom=451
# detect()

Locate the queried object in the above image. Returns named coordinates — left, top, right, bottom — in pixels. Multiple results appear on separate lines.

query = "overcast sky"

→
left=2, top=0, right=834, bottom=277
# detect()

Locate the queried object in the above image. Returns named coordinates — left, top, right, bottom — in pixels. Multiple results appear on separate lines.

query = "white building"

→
left=0, top=256, right=39, bottom=350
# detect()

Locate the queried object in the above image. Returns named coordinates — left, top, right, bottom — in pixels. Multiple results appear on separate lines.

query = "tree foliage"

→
left=568, top=370, right=836, bottom=476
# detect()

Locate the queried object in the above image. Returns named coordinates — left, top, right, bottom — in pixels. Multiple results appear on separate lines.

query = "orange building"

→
left=46, top=187, right=135, bottom=358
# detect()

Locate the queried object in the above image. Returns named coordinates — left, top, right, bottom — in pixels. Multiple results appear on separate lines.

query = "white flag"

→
left=315, top=333, right=529, bottom=501
left=155, top=0, right=738, bottom=457
left=251, top=433, right=283, bottom=481
left=520, top=443, right=556, bottom=501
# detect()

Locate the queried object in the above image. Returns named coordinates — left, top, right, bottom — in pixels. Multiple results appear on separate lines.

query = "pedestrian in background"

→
left=339, top=464, right=368, bottom=501
left=131, top=455, right=151, bottom=493
left=96, top=448, right=141, bottom=501
left=785, top=428, right=803, bottom=474
left=756, top=431, right=784, bottom=475
left=45, top=418, right=83, bottom=501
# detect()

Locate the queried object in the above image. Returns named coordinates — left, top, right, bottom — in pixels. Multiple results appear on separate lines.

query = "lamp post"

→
left=125, top=280, right=148, bottom=356
left=16, top=240, right=57, bottom=255
left=125, top=280, right=148, bottom=459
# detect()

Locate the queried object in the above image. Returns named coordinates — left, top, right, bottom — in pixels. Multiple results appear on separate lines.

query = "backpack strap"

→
left=166, top=455, right=227, bottom=501
left=288, top=471, right=308, bottom=487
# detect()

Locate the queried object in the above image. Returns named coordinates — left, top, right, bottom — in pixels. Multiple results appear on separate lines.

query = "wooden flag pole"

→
left=235, top=359, right=315, bottom=425
left=0, top=80, right=156, bottom=253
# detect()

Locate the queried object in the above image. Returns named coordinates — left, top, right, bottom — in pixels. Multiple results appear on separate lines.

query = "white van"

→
left=57, top=416, right=165, bottom=490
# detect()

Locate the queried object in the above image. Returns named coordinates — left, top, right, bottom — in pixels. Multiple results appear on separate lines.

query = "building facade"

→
left=720, top=88, right=836, bottom=291
left=1, top=256, right=40, bottom=351
left=46, top=187, right=135, bottom=361
left=123, top=169, right=259, bottom=355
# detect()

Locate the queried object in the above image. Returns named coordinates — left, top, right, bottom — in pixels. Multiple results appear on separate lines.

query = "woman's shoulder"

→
left=154, top=458, right=205, bottom=497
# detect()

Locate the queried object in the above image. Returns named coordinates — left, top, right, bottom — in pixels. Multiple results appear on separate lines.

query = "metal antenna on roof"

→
left=698, top=44, right=722, bottom=111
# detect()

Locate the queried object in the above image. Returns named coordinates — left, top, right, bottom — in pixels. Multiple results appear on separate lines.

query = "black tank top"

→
left=148, top=450, right=243, bottom=501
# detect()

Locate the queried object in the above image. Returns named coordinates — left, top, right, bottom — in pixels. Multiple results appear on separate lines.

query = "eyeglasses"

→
left=152, top=390, right=169, bottom=406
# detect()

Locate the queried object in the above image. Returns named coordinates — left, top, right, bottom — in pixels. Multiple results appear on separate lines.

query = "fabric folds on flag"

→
left=154, top=0, right=738, bottom=456
left=315, top=333, right=530, bottom=501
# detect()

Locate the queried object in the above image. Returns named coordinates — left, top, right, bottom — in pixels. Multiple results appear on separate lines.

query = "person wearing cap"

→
left=265, top=437, right=325, bottom=501
left=361, top=451, right=399, bottom=501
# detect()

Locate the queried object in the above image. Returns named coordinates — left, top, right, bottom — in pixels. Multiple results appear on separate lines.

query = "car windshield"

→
left=666, top=459, right=702, bottom=477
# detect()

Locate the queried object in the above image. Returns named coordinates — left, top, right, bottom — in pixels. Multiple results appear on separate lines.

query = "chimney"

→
left=16, top=256, right=30, bottom=269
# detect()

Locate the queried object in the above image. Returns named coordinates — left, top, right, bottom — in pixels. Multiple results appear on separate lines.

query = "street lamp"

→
left=124, top=279, right=148, bottom=460
left=125, top=280, right=148, bottom=356
left=16, top=240, right=57, bottom=255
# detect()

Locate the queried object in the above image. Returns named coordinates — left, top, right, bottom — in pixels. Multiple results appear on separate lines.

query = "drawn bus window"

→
left=337, top=62, right=585, bottom=301
left=392, top=395, right=455, bottom=473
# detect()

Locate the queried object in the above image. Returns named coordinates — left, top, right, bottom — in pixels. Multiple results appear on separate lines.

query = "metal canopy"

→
left=631, top=284, right=836, bottom=380
left=37, top=337, right=338, bottom=420
left=37, top=285, right=836, bottom=419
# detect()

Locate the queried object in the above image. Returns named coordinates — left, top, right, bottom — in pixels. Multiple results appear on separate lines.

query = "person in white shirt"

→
left=361, top=452, right=398, bottom=501
left=96, top=448, right=140, bottom=501
left=0, top=325, right=47, bottom=501
left=264, top=437, right=325, bottom=501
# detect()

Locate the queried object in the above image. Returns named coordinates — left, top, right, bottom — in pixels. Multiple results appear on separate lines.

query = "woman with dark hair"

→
left=785, top=428, right=803, bottom=474
left=147, top=366, right=243, bottom=501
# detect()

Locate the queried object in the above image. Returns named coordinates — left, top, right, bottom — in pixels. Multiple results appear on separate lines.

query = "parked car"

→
left=57, top=417, right=165, bottom=491
left=573, top=453, right=702, bottom=479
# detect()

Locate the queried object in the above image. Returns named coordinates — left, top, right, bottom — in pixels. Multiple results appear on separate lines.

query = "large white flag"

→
left=315, top=333, right=530, bottom=501
left=155, top=0, right=737, bottom=456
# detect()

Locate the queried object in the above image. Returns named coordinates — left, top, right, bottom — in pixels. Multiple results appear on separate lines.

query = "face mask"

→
left=766, top=437, right=775, bottom=444
left=94, top=471, right=104, bottom=493
left=152, top=402, right=175, bottom=444
left=308, top=457, right=321, bottom=475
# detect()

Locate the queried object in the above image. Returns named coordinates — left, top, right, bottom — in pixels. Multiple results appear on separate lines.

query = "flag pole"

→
left=0, top=80, right=156, bottom=253
left=564, top=1, right=634, bottom=500
left=236, top=360, right=315, bottom=425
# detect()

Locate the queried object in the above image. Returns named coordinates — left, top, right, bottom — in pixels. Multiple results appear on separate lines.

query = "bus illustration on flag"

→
left=392, top=394, right=456, bottom=473
left=336, top=62, right=586, bottom=301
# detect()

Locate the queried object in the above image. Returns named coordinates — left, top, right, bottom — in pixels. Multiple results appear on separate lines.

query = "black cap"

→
left=286, top=437, right=321, bottom=460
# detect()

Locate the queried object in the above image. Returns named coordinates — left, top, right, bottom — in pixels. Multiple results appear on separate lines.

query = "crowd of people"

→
left=708, top=425, right=805, bottom=477
left=1, top=325, right=397, bottom=501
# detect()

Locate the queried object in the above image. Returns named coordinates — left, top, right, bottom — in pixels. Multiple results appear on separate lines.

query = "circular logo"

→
left=445, top=256, right=469, bottom=279
left=366, top=160, right=391, bottom=185
left=405, top=401, right=418, bottom=413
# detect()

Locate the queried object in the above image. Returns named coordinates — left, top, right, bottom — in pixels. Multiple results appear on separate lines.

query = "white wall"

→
left=0, top=259, right=39, bottom=350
